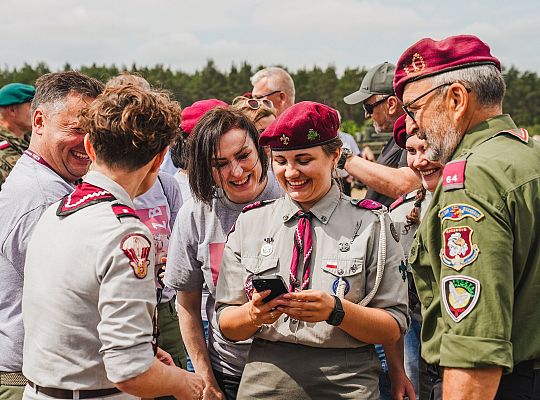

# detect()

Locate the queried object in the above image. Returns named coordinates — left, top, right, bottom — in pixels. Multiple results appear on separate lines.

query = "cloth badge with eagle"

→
left=442, top=275, right=480, bottom=322
left=121, top=233, right=151, bottom=279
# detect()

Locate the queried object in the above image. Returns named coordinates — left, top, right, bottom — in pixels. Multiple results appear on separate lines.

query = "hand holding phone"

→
left=251, top=275, right=289, bottom=303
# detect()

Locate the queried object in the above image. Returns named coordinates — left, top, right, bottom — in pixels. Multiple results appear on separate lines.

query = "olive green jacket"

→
left=410, top=114, right=540, bottom=372
left=0, top=126, right=29, bottom=189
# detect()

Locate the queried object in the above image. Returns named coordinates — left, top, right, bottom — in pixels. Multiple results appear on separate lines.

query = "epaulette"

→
left=442, top=159, right=467, bottom=191
left=0, top=140, right=11, bottom=150
left=242, top=199, right=276, bottom=213
left=351, top=198, right=384, bottom=211
left=498, top=128, right=529, bottom=143
left=389, top=194, right=415, bottom=212
left=56, top=182, right=116, bottom=217
left=112, top=203, right=140, bottom=221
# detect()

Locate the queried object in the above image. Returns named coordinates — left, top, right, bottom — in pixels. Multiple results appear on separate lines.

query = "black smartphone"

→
left=251, top=275, right=289, bottom=303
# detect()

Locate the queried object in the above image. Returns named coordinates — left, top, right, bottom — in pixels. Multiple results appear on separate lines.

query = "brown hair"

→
left=186, top=107, right=268, bottom=205
left=31, top=71, right=104, bottom=114
left=404, top=186, right=427, bottom=233
left=79, top=85, right=181, bottom=171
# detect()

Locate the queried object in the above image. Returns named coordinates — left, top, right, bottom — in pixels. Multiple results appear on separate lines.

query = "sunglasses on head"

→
left=363, top=95, right=391, bottom=115
left=232, top=96, right=274, bottom=110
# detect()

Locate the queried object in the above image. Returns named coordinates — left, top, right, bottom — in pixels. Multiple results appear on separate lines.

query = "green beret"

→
left=0, top=83, right=36, bottom=107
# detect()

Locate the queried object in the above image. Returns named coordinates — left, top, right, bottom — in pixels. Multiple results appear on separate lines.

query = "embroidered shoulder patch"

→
left=440, top=226, right=479, bottom=271
left=0, top=140, right=11, bottom=150
left=442, top=160, right=466, bottom=191
left=56, top=183, right=116, bottom=217
left=439, top=204, right=484, bottom=222
left=351, top=198, right=384, bottom=210
left=121, top=233, right=151, bottom=279
left=442, top=275, right=480, bottom=322
left=242, top=199, right=276, bottom=213
left=112, top=203, right=140, bottom=221
left=500, top=128, right=529, bottom=143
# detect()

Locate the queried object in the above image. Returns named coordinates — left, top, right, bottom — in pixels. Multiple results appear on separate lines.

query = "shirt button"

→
left=283, top=215, right=289, bottom=220
left=351, top=265, right=357, bottom=272
left=338, top=269, right=344, bottom=275
left=321, top=216, right=327, bottom=222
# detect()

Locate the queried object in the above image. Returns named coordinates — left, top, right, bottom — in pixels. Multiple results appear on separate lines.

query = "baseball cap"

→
left=0, top=83, right=36, bottom=107
left=343, top=62, right=395, bottom=105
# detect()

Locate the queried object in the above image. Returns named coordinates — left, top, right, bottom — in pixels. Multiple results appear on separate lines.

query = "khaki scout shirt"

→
left=410, top=115, right=540, bottom=372
left=216, top=184, right=408, bottom=348
left=22, top=171, right=157, bottom=388
left=0, top=126, right=29, bottom=189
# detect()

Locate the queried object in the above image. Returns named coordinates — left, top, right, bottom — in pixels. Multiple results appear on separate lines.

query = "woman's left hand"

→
left=276, top=290, right=335, bottom=322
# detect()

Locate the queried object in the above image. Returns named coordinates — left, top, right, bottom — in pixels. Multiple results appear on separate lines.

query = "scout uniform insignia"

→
left=442, top=159, right=466, bottom=191
left=112, top=204, right=140, bottom=220
left=442, top=275, right=480, bottom=322
left=56, top=183, right=116, bottom=216
left=307, top=129, right=319, bottom=141
left=440, top=226, right=479, bottom=271
left=0, top=140, right=10, bottom=150
left=242, top=199, right=276, bottom=213
left=121, top=233, right=151, bottom=279
left=261, top=238, right=274, bottom=256
left=439, top=204, right=484, bottom=222
left=398, top=261, right=407, bottom=282
left=332, top=277, right=350, bottom=297
left=338, top=242, right=350, bottom=252
left=500, top=128, right=529, bottom=143
left=280, top=134, right=290, bottom=146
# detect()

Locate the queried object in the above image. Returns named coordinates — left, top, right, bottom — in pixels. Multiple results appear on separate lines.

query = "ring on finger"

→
left=270, top=311, right=276, bottom=319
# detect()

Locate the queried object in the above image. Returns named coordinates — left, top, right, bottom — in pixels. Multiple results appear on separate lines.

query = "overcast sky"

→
left=2, top=0, right=539, bottom=74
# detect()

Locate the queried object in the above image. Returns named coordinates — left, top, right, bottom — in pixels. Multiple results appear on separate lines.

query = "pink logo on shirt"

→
left=209, top=242, right=225, bottom=286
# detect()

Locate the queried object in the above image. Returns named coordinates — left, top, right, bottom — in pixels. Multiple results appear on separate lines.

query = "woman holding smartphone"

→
left=164, top=107, right=282, bottom=400
left=215, top=102, right=409, bottom=399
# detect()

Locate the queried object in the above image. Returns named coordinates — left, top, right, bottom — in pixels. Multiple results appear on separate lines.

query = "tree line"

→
left=1, top=61, right=538, bottom=135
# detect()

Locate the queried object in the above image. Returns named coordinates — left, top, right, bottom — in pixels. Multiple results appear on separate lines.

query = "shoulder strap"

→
left=56, top=183, right=116, bottom=217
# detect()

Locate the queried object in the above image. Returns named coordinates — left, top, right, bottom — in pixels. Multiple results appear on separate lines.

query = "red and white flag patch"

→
left=442, top=160, right=466, bottom=191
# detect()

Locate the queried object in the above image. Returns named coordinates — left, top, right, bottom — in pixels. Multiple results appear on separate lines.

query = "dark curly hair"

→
left=79, top=84, right=181, bottom=171
left=404, top=186, right=427, bottom=234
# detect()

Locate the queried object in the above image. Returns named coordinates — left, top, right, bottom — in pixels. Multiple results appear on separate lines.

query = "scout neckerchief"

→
left=24, top=149, right=56, bottom=171
left=289, top=210, right=313, bottom=292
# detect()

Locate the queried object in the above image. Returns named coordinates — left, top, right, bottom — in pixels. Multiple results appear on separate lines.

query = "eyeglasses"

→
left=402, top=83, right=452, bottom=123
left=252, top=90, right=281, bottom=99
left=232, top=96, right=274, bottom=110
left=363, top=96, right=390, bottom=115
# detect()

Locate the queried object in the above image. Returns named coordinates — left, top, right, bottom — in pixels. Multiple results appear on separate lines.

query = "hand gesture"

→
left=247, top=290, right=284, bottom=327
left=276, top=290, right=335, bottom=322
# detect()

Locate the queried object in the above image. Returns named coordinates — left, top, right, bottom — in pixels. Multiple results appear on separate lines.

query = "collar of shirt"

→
left=451, top=114, right=517, bottom=161
left=281, top=182, right=341, bottom=224
left=84, top=170, right=136, bottom=209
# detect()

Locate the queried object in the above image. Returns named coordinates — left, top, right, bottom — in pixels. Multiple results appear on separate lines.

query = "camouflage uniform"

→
left=0, top=127, right=29, bottom=189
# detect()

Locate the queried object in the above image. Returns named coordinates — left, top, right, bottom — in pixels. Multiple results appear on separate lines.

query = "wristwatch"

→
left=326, top=295, right=345, bottom=326
left=337, top=148, right=353, bottom=170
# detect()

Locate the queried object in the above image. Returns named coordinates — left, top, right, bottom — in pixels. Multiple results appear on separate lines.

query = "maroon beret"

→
left=394, top=35, right=501, bottom=100
left=259, top=101, right=339, bottom=150
left=181, top=99, right=228, bottom=135
left=393, top=114, right=409, bottom=149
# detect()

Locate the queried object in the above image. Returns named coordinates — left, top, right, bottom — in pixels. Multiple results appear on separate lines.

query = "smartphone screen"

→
left=251, top=275, right=289, bottom=303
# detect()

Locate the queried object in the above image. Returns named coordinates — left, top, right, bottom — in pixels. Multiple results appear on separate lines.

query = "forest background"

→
left=1, top=60, right=538, bottom=139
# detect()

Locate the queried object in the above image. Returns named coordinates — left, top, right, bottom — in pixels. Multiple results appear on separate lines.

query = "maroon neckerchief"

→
left=289, top=210, right=313, bottom=292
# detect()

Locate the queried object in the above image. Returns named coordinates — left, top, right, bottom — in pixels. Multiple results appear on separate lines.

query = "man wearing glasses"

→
left=342, top=62, right=419, bottom=207
left=397, top=35, right=540, bottom=400
left=250, top=67, right=295, bottom=116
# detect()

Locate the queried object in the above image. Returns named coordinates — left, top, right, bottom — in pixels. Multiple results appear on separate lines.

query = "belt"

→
left=28, top=381, right=120, bottom=399
left=0, top=372, right=28, bottom=386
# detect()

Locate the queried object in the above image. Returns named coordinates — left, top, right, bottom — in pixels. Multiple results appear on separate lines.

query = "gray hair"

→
left=106, top=72, right=152, bottom=90
left=250, top=67, right=295, bottom=102
left=31, top=71, right=104, bottom=115
left=431, top=64, right=505, bottom=107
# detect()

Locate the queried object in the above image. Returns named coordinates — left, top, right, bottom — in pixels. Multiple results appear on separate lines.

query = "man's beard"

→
left=373, top=114, right=394, bottom=134
left=418, top=111, right=463, bottom=164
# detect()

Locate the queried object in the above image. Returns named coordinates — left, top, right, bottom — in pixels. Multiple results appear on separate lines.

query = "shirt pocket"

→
left=408, top=240, right=433, bottom=307
left=319, top=256, right=365, bottom=303
left=242, top=256, right=280, bottom=299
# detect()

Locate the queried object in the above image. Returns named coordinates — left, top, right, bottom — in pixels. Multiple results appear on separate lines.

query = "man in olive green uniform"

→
left=394, top=35, right=540, bottom=399
left=0, top=83, right=35, bottom=189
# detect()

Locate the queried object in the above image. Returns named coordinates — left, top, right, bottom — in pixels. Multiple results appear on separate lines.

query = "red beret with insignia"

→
left=394, top=35, right=501, bottom=101
left=393, top=114, right=408, bottom=149
left=259, top=101, right=339, bottom=150
left=181, top=99, right=228, bottom=135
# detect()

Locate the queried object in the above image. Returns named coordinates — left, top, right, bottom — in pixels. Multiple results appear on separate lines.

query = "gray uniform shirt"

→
left=216, top=184, right=408, bottom=348
left=22, top=171, right=156, bottom=388
left=0, top=153, right=74, bottom=371
left=164, top=175, right=282, bottom=376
